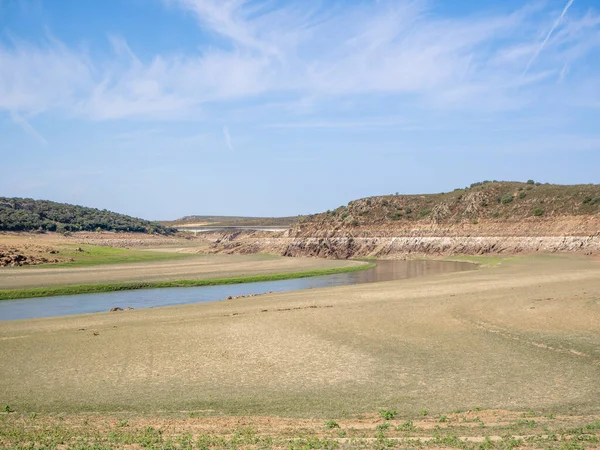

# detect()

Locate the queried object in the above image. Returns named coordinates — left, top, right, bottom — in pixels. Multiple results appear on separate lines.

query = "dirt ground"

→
left=0, top=253, right=363, bottom=289
left=1, top=408, right=599, bottom=449
left=1, top=254, right=599, bottom=421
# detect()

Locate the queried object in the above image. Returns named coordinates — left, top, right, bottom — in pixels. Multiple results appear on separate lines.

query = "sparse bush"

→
left=340, top=213, right=348, bottom=220
left=583, top=197, right=593, bottom=204
left=418, top=209, right=432, bottom=219
left=325, top=420, right=340, bottom=429
left=420, top=409, right=428, bottom=416
left=527, top=179, right=535, bottom=184
left=3, top=405, right=12, bottom=413
left=533, top=208, right=544, bottom=216
left=376, top=423, right=391, bottom=430
left=470, top=180, right=493, bottom=188
left=390, top=212, right=403, bottom=221
left=480, top=200, right=488, bottom=207
left=501, top=194, right=514, bottom=204
left=398, top=420, right=415, bottom=431
left=519, top=192, right=527, bottom=199
left=405, top=207, right=412, bottom=214
left=439, top=415, right=448, bottom=423
left=379, top=409, right=397, bottom=420
left=382, top=200, right=389, bottom=207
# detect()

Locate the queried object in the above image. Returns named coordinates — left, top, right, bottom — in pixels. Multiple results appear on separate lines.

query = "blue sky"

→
left=1, top=0, right=599, bottom=220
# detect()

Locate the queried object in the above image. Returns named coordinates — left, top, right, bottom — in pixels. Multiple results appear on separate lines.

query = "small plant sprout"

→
left=376, top=423, right=391, bottom=431
left=420, top=409, right=428, bottom=416
left=379, top=409, right=397, bottom=420
left=439, top=415, right=448, bottom=423
left=325, top=420, right=340, bottom=429
left=3, top=405, right=12, bottom=413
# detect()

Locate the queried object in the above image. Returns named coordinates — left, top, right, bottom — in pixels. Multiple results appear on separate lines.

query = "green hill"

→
left=0, top=197, right=175, bottom=235
left=299, top=181, right=600, bottom=228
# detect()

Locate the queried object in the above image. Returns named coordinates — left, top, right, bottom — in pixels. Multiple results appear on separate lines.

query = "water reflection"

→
left=0, top=260, right=473, bottom=321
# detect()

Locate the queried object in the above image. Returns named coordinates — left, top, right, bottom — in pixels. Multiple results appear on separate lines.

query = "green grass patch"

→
left=0, top=263, right=375, bottom=300
left=38, top=244, right=192, bottom=268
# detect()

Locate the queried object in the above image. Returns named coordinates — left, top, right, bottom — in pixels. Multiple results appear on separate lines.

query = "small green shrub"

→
left=325, top=420, right=340, bottom=429
left=501, top=194, right=514, bottom=204
left=3, top=405, right=12, bottom=413
left=420, top=409, right=428, bottom=416
left=519, top=192, right=527, bottom=199
left=582, top=196, right=593, bottom=204
left=439, top=415, right=448, bottom=423
left=117, top=420, right=129, bottom=428
left=340, top=213, right=348, bottom=220
left=527, top=179, right=535, bottom=184
left=398, top=420, right=415, bottom=431
left=379, top=409, right=397, bottom=420
left=376, top=423, right=391, bottom=430
left=29, top=412, right=37, bottom=419
left=381, top=200, right=389, bottom=207
left=533, top=208, right=544, bottom=216
left=390, top=212, right=403, bottom=221
left=418, top=209, right=432, bottom=218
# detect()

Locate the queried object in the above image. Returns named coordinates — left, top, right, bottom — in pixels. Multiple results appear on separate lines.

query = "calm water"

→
left=0, top=260, right=473, bottom=321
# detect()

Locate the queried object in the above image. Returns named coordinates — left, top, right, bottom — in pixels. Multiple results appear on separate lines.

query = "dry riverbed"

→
left=1, top=254, right=599, bottom=448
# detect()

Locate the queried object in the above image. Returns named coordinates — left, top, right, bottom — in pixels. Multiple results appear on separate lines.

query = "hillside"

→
left=292, top=181, right=600, bottom=237
left=207, top=181, right=600, bottom=258
left=164, top=215, right=300, bottom=227
left=0, top=197, right=175, bottom=235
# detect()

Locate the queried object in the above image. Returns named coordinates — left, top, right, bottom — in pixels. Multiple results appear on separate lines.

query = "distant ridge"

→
left=0, top=197, right=175, bottom=234
left=164, top=215, right=300, bottom=227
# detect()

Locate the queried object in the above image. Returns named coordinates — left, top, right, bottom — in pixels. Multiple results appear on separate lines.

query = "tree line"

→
left=0, top=197, right=175, bottom=234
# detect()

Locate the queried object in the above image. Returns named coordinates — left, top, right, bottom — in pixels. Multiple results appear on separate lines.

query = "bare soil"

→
left=1, top=255, right=598, bottom=418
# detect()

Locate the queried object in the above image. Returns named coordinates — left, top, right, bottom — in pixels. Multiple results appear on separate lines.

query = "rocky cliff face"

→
left=208, top=182, right=600, bottom=258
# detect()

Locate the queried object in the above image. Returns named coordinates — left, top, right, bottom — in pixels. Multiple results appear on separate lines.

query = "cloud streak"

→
left=522, top=0, right=576, bottom=77
left=0, top=0, right=598, bottom=125
left=9, top=111, right=48, bottom=145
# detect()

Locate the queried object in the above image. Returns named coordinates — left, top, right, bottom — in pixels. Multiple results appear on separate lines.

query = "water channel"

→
left=0, top=260, right=473, bottom=321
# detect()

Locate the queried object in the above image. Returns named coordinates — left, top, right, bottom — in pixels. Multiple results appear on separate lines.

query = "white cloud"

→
left=522, top=0, right=576, bottom=77
left=9, top=111, right=48, bottom=145
left=0, top=0, right=599, bottom=123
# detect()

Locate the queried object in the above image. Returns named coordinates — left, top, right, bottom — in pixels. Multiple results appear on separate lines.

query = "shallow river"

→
left=0, top=260, right=473, bottom=321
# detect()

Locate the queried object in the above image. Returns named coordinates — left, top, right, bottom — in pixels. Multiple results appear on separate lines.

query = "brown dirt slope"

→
left=207, top=182, right=600, bottom=258
left=293, top=181, right=600, bottom=237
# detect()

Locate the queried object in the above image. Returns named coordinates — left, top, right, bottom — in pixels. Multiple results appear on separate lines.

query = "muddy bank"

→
left=207, top=231, right=600, bottom=258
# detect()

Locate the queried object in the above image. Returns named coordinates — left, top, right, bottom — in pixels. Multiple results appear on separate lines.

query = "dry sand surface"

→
left=1, top=254, right=599, bottom=419
left=0, top=254, right=363, bottom=289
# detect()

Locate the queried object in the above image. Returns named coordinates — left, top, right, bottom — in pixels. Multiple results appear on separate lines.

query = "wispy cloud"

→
left=223, top=125, right=233, bottom=150
left=522, top=0, right=576, bottom=77
left=0, top=0, right=599, bottom=124
left=9, top=111, right=48, bottom=145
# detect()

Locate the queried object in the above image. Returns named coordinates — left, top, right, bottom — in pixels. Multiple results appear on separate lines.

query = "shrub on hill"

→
left=0, top=197, right=175, bottom=234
